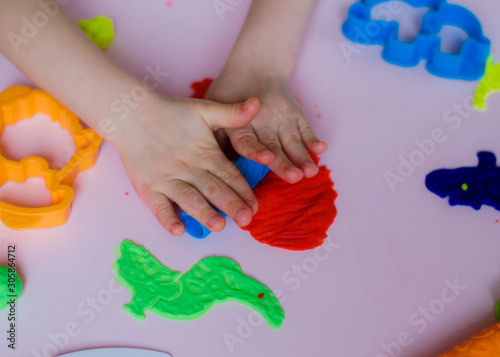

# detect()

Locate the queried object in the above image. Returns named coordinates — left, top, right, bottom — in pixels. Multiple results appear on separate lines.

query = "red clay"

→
left=190, top=79, right=337, bottom=251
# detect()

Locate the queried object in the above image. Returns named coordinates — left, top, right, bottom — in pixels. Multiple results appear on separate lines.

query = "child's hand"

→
left=111, top=94, right=261, bottom=236
left=207, top=69, right=327, bottom=183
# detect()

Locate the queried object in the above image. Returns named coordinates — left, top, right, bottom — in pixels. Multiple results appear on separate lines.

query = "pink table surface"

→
left=2, top=0, right=500, bottom=356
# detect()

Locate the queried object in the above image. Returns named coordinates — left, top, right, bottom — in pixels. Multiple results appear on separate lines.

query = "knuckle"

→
left=194, top=145, right=217, bottom=162
left=178, top=187, right=198, bottom=205
left=284, top=132, right=301, bottom=146
left=234, top=133, right=259, bottom=158
left=234, top=132, right=254, bottom=147
left=298, top=121, right=314, bottom=136
left=220, top=163, right=240, bottom=184
left=150, top=201, right=169, bottom=221
left=204, top=180, right=220, bottom=198
left=265, top=140, right=281, bottom=152
left=226, top=103, right=238, bottom=117
left=150, top=202, right=165, bottom=216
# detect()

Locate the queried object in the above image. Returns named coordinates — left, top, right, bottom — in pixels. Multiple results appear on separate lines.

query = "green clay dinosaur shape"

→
left=474, top=56, right=500, bottom=111
left=112, top=240, right=285, bottom=329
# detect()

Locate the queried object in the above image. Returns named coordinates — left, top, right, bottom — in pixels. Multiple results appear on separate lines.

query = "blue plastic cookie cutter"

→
left=342, top=0, right=491, bottom=80
left=425, top=152, right=500, bottom=210
left=179, top=157, right=270, bottom=239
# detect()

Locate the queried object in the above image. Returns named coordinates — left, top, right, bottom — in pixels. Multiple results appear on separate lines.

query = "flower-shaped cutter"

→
left=0, top=86, right=102, bottom=230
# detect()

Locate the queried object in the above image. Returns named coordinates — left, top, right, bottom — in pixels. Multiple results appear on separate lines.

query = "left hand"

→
left=206, top=66, right=328, bottom=184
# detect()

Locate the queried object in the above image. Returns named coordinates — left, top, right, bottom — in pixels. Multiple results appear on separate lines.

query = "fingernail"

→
left=245, top=199, right=258, bottom=214
left=314, top=141, right=328, bottom=153
left=171, top=222, right=183, bottom=235
left=241, top=98, right=253, bottom=111
left=287, top=167, right=303, bottom=182
left=209, top=215, right=224, bottom=229
left=260, top=151, right=275, bottom=163
left=304, top=164, right=319, bottom=178
left=235, top=207, right=251, bottom=226
left=305, top=160, right=316, bottom=168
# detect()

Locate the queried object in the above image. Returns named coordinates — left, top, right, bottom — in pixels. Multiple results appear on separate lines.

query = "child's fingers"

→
left=202, top=97, right=260, bottom=131
left=279, top=125, right=319, bottom=179
left=146, top=191, right=185, bottom=236
left=207, top=158, right=259, bottom=215
left=256, top=130, right=304, bottom=184
left=190, top=173, right=254, bottom=226
left=226, top=126, right=275, bottom=165
left=166, top=180, right=226, bottom=232
left=297, top=116, right=328, bottom=155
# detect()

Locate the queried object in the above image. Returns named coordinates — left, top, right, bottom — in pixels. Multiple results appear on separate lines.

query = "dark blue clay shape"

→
left=425, top=152, right=500, bottom=210
left=342, top=0, right=491, bottom=80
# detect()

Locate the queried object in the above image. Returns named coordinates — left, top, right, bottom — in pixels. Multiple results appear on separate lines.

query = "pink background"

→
left=1, top=0, right=500, bottom=356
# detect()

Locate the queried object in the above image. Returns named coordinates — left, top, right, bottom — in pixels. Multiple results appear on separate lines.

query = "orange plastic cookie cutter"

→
left=0, top=86, right=102, bottom=230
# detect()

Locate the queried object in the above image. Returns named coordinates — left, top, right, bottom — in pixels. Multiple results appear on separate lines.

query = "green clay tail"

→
left=153, top=257, right=285, bottom=329
left=474, top=56, right=500, bottom=111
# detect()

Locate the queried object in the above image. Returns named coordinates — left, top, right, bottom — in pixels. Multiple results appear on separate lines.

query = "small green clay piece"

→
left=495, top=300, right=500, bottom=322
left=112, top=240, right=285, bottom=329
left=474, top=56, right=500, bottom=111
left=0, top=266, right=22, bottom=310
left=461, top=183, right=468, bottom=191
left=77, top=16, right=115, bottom=50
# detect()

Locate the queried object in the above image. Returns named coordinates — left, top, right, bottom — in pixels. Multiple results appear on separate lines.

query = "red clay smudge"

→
left=190, top=78, right=214, bottom=99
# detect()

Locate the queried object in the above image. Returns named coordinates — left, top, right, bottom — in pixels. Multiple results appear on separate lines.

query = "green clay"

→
left=77, top=16, right=115, bottom=50
left=495, top=300, right=500, bottom=322
left=0, top=266, right=22, bottom=310
left=474, top=56, right=500, bottom=111
left=461, top=183, right=468, bottom=191
left=112, top=240, right=285, bottom=329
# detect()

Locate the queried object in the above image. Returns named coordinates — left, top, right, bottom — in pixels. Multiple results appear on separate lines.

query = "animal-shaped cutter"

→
left=342, top=0, right=491, bottom=80
left=0, top=86, right=102, bottom=229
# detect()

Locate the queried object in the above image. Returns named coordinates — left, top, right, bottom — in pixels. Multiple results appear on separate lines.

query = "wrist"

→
left=93, top=88, right=164, bottom=149
left=224, top=50, right=293, bottom=80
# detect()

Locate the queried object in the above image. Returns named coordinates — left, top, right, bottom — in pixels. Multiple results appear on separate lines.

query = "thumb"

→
left=203, top=97, right=260, bottom=131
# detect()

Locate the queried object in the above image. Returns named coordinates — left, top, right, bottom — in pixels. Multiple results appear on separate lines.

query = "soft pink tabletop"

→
left=2, top=0, right=500, bottom=356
